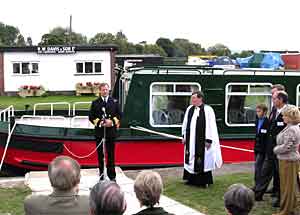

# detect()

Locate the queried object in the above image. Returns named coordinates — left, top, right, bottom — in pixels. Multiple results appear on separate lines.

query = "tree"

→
left=0, top=22, right=26, bottom=46
left=173, top=38, right=205, bottom=57
left=156, top=38, right=175, bottom=57
left=39, top=34, right=65, bottom=45
left=39, top=26, right=87, bottom=45
left=26, top=37, right=33, bottom=46
left=143, top=44, right=167, bottom=56
left=231, top=50, right=254, bottom=59
left=207, top=43, right=231, bottom=56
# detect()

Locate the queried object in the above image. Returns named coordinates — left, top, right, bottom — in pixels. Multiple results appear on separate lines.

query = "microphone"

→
left=102, top=107, right=107, bottom=118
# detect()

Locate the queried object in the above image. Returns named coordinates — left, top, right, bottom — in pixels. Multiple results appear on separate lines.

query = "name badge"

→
left=277, top=122, right=284, bottom=126
left=260, top=129, right=267, bottom=134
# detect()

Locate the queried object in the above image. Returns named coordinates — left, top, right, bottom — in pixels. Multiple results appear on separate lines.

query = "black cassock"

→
left=182, top=104, right=213, bottom=186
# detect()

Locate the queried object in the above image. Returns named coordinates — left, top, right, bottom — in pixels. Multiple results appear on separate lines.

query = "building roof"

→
left=0, top=44, right=118, bottom=52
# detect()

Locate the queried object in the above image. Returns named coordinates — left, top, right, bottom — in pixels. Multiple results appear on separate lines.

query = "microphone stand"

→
left=101, top=113, right=107, bottom=181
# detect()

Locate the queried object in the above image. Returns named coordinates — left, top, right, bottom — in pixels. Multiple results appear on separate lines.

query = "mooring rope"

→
left=130, top=126, right=254, bottom=153
left=63, top=139, right=103, bottom=159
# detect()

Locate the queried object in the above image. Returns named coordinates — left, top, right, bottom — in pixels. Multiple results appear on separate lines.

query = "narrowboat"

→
left=1, top=65, right=300, bottom=173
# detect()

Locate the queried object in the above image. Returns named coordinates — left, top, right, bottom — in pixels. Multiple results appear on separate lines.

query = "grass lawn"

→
left=0, top=95, right=97, bottom=110
left=164, top=173, right=278, bottom=215
left=0, top=173, right=279, bottom=215
left=0, top=186, right=31, bottom=215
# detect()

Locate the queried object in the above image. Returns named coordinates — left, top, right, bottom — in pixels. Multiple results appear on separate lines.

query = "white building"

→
left=0, top=45, right=118, bottom=95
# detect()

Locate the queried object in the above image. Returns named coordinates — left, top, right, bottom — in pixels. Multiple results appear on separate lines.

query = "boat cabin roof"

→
left=127, top=65, right=300, bottom=76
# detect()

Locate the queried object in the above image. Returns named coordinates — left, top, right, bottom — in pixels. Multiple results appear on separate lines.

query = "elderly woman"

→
left=90, top=181, right=126, bottom=215
left=133, top=170, right=174, bottom=215
left=273, top=105, right=300, bottom=215
left=224, top=184, right=254, bottom=215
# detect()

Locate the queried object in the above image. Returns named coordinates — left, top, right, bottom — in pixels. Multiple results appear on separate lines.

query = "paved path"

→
left=124, top=162, right=254, bottom=181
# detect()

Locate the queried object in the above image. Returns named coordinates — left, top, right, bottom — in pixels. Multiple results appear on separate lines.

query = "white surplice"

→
left=182, top=105, right=223, bottom=173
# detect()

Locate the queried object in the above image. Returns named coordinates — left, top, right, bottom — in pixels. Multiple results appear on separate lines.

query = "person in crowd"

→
left=24, top=156, right=89, bottom=215
left=89, top=82, right=121, bottom=181
left=253, top=103, right=269, bottom=198
left=182, top=91, right=222, bottom=187
left=89, top=181, right=126, bottom=215
left=255, top=91, right=288, bottom=207
left=272, top=105, right=300, bottom=215
left=224, top=184, right=254, bottom=215
left=133, top=170, right=174, bottom=215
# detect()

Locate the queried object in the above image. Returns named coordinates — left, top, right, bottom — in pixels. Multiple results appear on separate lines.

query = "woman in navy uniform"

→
left=89, top=83, right=121, bottom=181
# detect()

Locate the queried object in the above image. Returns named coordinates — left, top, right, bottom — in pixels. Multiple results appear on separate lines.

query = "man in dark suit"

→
left=255, top=91, right=287, bottom=207
left=89, top=83, right=121, bottom=181
left=268, top=91, right=288, bottom=207
left=24, top=156, right=89, bottom=215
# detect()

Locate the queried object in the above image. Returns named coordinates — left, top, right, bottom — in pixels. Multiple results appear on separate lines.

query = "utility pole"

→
left=69, top=15, right=72, bottom=45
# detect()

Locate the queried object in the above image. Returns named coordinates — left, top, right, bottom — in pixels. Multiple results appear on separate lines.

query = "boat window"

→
left=297, top=84, right=300, bottom=107
left=152, top=84, right=173, bottom=92
left=150, top=82, right=201, bottom=127
left=226, top=83, right=272, bottom=127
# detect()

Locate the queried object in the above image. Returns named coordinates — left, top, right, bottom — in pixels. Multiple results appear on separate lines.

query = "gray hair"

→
left=89, top=181, right=126, bottom=215
left=134, top=170, right=163, bottom=207
left=271, top=84, right=285, bottom=91
left=48, top=156, right=81, bottom=191
left=192, top=91, right=205, bottom=99
left=99, top=82, right=109, bottom=89
left=224, top=184, right=254, bottom=215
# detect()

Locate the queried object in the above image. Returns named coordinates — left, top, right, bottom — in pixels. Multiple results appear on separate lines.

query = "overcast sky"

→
left=1, top=0, right=299, bottom=52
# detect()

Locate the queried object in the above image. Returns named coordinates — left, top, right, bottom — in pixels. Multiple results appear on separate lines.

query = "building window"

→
left=150, top=82, right=201, bottom=127
left=76, top=63, right=83, bottom=73
left=225, top=83, right=272, bottom=127
left=13, top=63, right=20, bottom=74
left=75, top=61, right=102, bottom=74
left=12, top=62, right=39, bottom=75
left=32, top=63, right=39, bottom=74
left=95, top=62, right=101, bottom=73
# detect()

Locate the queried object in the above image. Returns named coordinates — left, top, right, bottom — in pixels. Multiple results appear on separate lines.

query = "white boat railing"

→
left=0, top=105, right=15, bottom=133
left=0, top=105, right=14, bottom=122
left=33, top=102, right=71, bottom=116
left=70, top=116, right=93, bottom=129
left=72, top=102, right=92, bottom=116
left=19, top=115, right=68, bottom=127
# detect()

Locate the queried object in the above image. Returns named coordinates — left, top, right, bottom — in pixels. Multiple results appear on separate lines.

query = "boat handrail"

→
left=33, top=102, right=71, bottom=116
left=20, top=115, right=67, bottom=120
left=0, top=105, right=15, bottom=134
left=70, top=116, right=93, bottom=128
left=72, top=102, right=92, bottom=116
left=0, top=105, right=14, bottom=122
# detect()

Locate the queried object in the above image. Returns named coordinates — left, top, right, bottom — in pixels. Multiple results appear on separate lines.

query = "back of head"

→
left=134, top=170, right=163, bottom=207
left=90, top=181, right=126, bottom=215
left=224, top=184, right=254, bottom=215
left=48, top=156, right=81, bottom=191
left=277, top=91, right=288, bottom=104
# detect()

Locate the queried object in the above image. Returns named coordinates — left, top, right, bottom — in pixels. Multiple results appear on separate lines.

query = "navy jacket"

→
left=89, top=96, right=121, bottom=138
left=254, top=117, right=269, bottom=154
